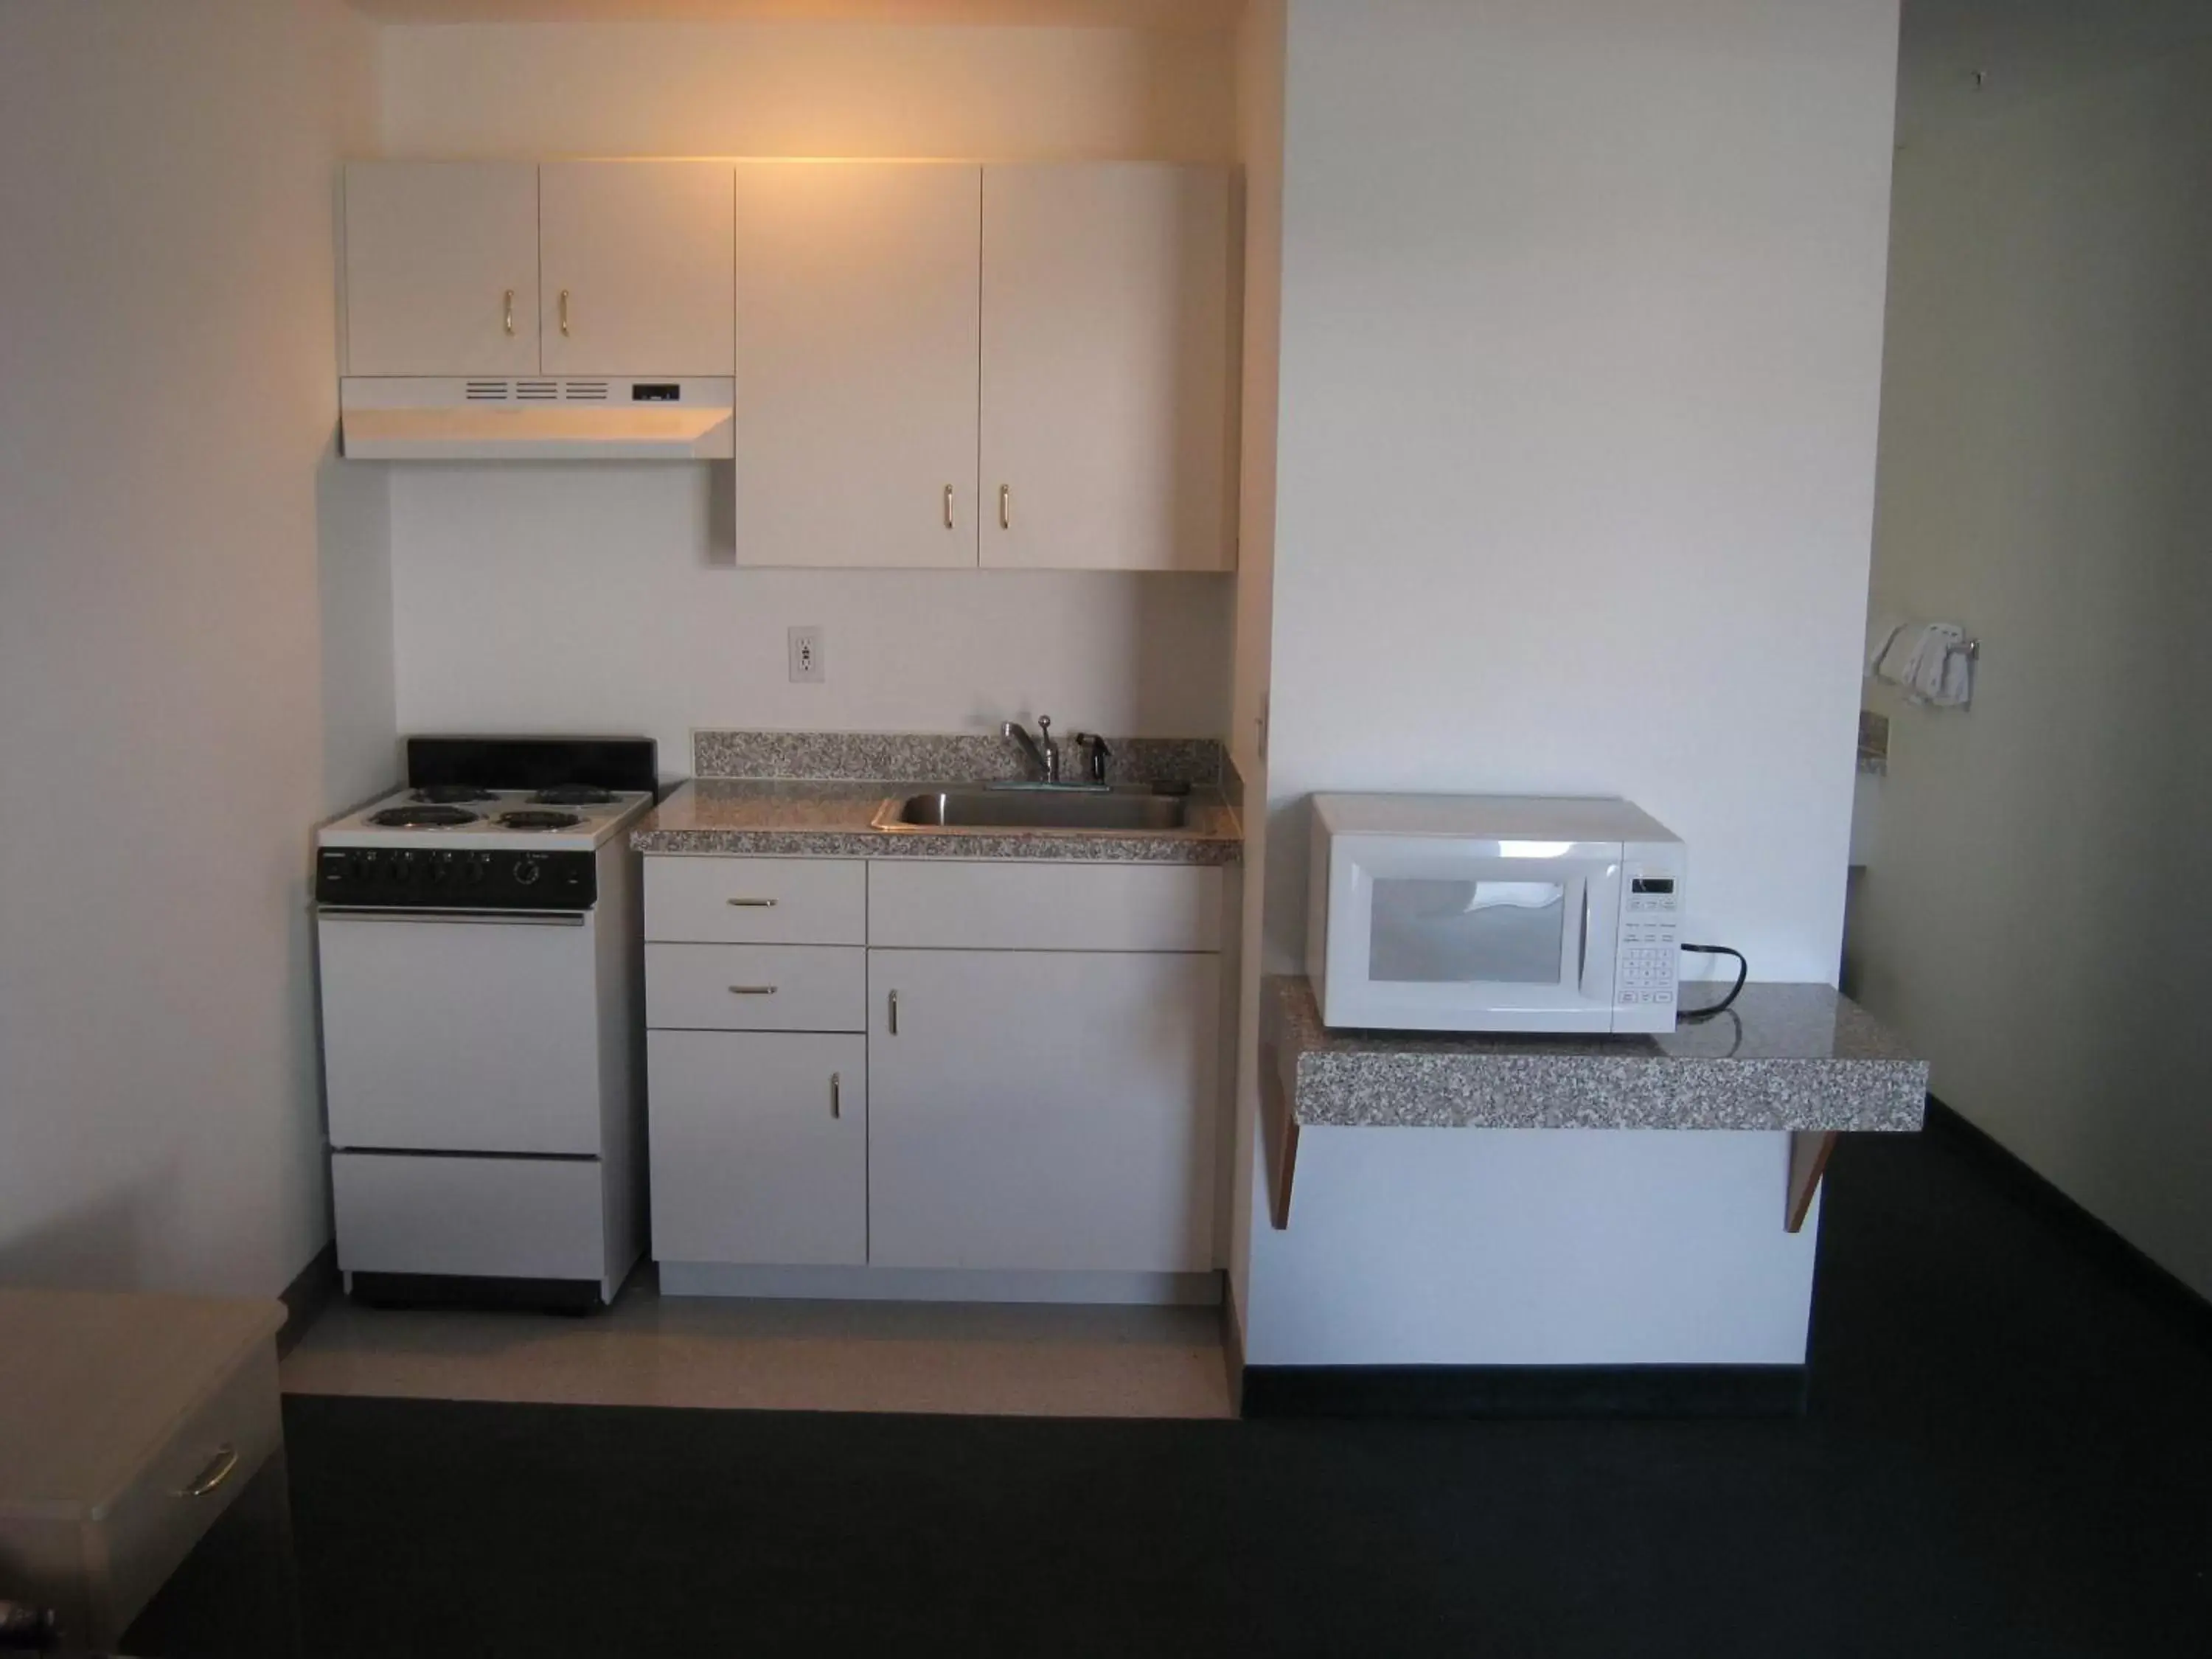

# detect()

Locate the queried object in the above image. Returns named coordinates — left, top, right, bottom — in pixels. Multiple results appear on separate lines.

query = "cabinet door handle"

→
left=999, top=484, right=1011, bottom=531
left=503, top=288, right=515, bottom=335
left=726, top=897, right=778, bottom=908
left=559, top=288, right=571, bottom=336
left=830, top=1071, right=842, bottom=1119
left=888, top=990, right=899, bottom=1035
left=944, top=484, right=954, bottom=530
left=727, top=985, right=778, bottom=997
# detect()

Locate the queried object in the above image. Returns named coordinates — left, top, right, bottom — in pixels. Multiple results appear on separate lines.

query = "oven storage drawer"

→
left=332, top=1152, right=606, bottom=1281
left=645, top=857, right=866, bottom=945
left=645, top=944, right=866, bottom=1032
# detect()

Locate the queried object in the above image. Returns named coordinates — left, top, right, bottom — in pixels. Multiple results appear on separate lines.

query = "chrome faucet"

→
left=1003, top=715, right=1061, bottom=784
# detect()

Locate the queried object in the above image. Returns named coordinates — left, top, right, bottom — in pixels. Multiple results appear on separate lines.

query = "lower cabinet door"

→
left=867, top=949, right=1220, bottom=1273
left=648, top=1029, right=867, bottom=1266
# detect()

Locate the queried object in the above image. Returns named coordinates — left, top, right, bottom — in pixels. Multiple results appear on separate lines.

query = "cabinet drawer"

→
left=647, top=945, right=866, bottom=1032
left=645, top=857, right=866, bottom=945
left=868, top=861, right=1222, bottom=952
left=91, top=1343, right=282, bottom=1644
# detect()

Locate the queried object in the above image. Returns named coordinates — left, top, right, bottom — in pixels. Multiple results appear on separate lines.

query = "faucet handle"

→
left=1036, top=714, right=1052, bottom=740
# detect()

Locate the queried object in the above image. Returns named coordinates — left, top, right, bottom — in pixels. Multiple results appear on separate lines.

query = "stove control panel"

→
left=315, top=848, right=597, bottom=911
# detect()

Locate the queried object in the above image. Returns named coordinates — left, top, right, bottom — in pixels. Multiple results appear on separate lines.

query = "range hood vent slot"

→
left=341, top=377, right=736, bottom=462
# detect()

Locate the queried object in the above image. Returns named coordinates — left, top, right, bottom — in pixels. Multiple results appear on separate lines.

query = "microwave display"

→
left=1631, top=878, right=1676, bottom=895
left=1370, top=877, right=1565, bottom=984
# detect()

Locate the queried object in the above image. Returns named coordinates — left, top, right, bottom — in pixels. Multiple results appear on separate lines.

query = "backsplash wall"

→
left=388, top=466, right=1234, bottom=773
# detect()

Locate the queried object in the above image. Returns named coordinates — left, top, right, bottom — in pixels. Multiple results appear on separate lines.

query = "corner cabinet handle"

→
left=888, top=990, right=899, bottom=1035
left=559, top=288, right=571, bottom=336
left=999, top=484, right=1011, bottom=531
left=944, top=484, right=955, bottom=530
left=726, top=897, right=778, bottom=908
left=503, top=288, right=515, bottom=335
left=830, top=1072, right=842, bottom=1120
left=727, top=985, right=778, bottom=997
left=178, top=1444, right=240, bottom=1500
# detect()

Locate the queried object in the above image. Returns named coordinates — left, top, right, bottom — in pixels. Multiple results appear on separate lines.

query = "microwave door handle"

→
left=1577, top=883, right=1590, bottom=993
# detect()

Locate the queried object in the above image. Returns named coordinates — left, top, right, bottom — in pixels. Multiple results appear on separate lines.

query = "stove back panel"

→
left=406, top=736, right=658, bottom=796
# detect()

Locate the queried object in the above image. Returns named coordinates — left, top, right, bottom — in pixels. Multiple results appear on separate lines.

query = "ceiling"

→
left=1898, top=0, right=2212, bottom=136
left=345, top=0, right=1245, bottom=28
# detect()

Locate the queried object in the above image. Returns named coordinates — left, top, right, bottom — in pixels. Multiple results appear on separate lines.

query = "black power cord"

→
left=1677, top=943, right=1747, bottom=1021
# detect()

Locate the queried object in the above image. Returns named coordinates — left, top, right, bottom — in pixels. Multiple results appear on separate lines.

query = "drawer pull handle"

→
left=831, top=1071, right=842, bottom=1119
left=726, top=897, right=779, bottom=908
left=728, top=985, right=779, bottom=996
left=179, top=1444, right=240, bottom=1500
left=888, top=989, right=899, bottom=1035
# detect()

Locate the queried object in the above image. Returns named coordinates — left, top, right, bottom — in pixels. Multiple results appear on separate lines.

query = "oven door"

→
left=1323, top=835, right=1624, bottom=1032
left=317, top=907, right=605, bottom=1155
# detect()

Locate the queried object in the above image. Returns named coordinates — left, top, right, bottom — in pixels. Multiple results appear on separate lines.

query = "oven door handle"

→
left=315, top=907, right=588, bottom=928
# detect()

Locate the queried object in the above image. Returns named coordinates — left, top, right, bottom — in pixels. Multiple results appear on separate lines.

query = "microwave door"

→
left=1337, top=842, right=1622, bottom=1030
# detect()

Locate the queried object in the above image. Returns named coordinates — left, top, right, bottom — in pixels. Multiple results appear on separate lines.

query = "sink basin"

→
left=875, top=788, right=1192, bottom=832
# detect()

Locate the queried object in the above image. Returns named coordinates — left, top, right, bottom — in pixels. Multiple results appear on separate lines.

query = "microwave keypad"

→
left=1619, top=922, right=1677, bottom=1005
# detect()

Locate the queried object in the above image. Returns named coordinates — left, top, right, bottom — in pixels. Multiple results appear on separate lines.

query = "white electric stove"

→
left=313, top=738, right=658, bottom=1309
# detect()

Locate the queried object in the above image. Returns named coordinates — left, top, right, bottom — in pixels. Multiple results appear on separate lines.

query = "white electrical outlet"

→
left=788, top=626, right=826, bottom=684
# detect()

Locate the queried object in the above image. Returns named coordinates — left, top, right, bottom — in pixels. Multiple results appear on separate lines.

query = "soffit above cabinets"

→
left=344, top=0, right=1242, bottom=31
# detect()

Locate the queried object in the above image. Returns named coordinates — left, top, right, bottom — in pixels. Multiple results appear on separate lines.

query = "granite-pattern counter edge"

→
left=631, top=779, right=1242, bottom=865
left=1265, top=975, right=1926, bottom=1134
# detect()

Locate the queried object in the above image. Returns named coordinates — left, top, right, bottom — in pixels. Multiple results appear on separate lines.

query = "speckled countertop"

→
left=631, top=779, right=1242, bottom=864
left=1264, top=975, right=1926, bottom=1133
left=630, top=728, right=1242, bottom=863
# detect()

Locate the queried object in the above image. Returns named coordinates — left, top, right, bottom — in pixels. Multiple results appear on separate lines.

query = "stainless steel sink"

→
left=873, top=787, right=1192, bottom=832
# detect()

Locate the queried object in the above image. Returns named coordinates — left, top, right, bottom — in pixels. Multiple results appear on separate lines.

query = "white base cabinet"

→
left=866, top=949, right=1219, bottom=1273
left=648, top=1030, right=866, bottom=1267
left=643, top=855, right=1226, bottom=1294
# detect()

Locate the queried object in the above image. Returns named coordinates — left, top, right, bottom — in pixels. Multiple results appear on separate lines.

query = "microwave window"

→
left=1368, top=879, right=1565, bottom=985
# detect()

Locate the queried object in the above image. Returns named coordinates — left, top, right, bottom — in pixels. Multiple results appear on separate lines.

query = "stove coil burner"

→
left=532, top=785, right=615, bottom=806
left=369, top=805, right=481, bottom=828
left=411, top=785, right=497, bottom=804
left=498, top=810, right=584, bottom=831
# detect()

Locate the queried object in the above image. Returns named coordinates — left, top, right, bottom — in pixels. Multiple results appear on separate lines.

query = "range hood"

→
left=340, top=377, right=734, bottom=461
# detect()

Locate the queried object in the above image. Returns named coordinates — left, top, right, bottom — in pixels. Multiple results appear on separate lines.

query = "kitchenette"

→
left=281, top=4, right=1919, bottom=1419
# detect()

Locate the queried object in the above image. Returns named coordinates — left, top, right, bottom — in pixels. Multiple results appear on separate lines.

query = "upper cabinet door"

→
left=344, top=163, right=540, bottom=378
left=980, top=164, right=1236, bottom=573
left=539, top=162, right=735, bottom=377
left=734, top=164, right=981, bottom=569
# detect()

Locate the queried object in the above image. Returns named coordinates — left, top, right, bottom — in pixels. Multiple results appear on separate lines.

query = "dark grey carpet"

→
left=282, top=1127, right=2212, bottom=1658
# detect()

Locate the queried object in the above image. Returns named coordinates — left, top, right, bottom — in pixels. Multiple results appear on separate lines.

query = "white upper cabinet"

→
left=344, top=162, right=540, bottom=378
left=734, top=163, right=982, bottom=569
left=981, top=164, right=1236, bottom=573
left=538, top=162, right=735, bottom=377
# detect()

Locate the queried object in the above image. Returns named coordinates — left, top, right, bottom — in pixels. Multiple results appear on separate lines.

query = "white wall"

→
left=389, top=467, right=1231, bottom=760
left=377, top=19, right=1237, bottom=760
left=1851, top=41, right=2212, bottom=1297
left=1225, top=0, right=1285, bottom=1338
left=1238, top=0, right=1899, bottom=1366
left=0, top=1, right=392, bottom=1295
left=380, top=19, right=1233, bottom=161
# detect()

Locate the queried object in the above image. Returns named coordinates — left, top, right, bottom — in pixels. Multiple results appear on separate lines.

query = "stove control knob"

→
left=465, top=855, right=489, bottom=884
left=429, top=853, right=455, bottom=885
left=512, top=857, right=543, bottom=887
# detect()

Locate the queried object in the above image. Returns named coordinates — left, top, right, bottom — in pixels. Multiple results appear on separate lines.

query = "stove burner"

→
left=412, top=785, right=496, bottom=804
left=532, top=785, right=615, bottom=806
left=497, top=810, right=583, bottom=831
left=369, top=805, right=481, bottom=829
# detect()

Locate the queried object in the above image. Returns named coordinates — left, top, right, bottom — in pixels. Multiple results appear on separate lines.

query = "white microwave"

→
left=1307, top=794, right=1686, bottom=1034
